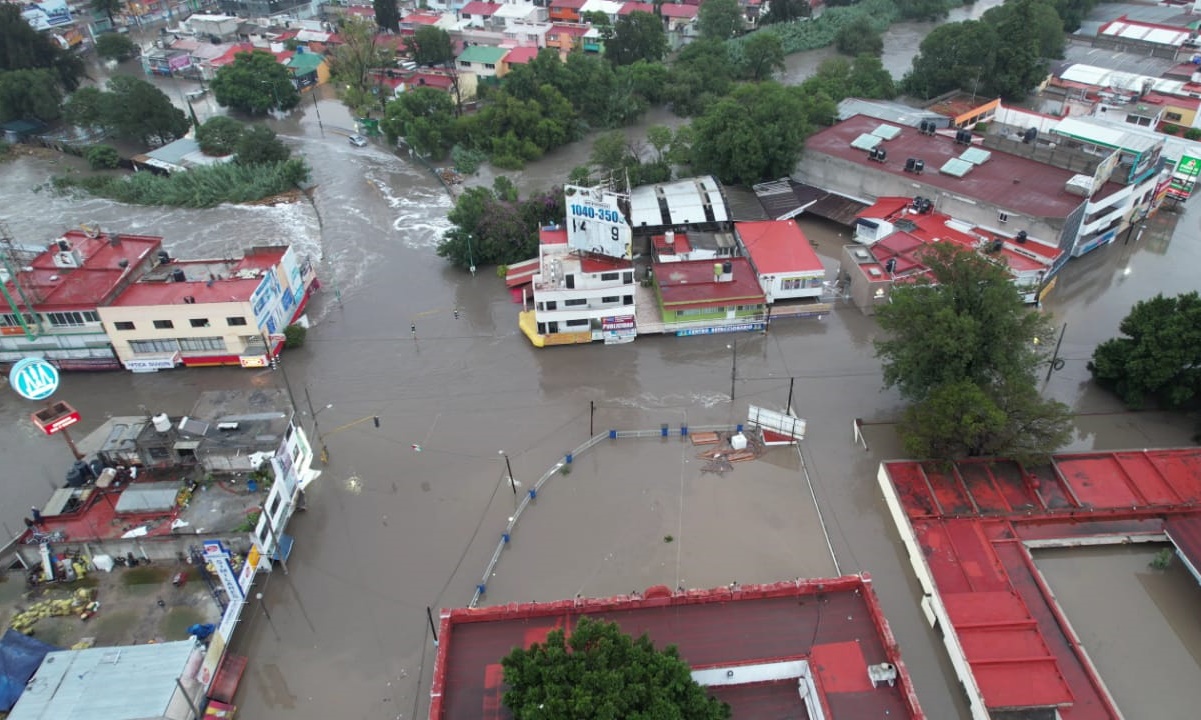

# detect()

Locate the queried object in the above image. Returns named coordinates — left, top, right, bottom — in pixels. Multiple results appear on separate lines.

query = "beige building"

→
left=98, top=246, right=315, bottom=371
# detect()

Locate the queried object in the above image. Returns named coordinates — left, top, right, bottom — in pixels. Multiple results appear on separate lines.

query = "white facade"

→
left=531, top=239, right=636, bottom=342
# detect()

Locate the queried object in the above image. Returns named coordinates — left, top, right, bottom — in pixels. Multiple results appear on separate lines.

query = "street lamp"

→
left=727, top=342, right=738, bottom=401
left=498, top=450, right=516, bottom=496
left=304, top=386, right=332, bottom=465
left=1034, top=323, right=1067, bottom=385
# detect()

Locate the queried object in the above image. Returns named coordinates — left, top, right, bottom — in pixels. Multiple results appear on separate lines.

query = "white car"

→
left=348, top=135, right=368, bottom=147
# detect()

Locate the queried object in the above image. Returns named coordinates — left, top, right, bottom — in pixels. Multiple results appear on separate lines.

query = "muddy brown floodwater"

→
left=1035, top=545, right=1201, bottom=719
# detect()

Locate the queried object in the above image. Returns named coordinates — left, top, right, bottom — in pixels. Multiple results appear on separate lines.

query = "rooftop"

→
left=618, top=1, right=655, bottom=14
left=458, top=44, right=509, bottom=64
left=3, top=230, right=162, bottom=311
left=880, top=448, right=1201, bottom=720
left=550, top=0, right=588, bottom=8
left=805, top=115, right=1093, bottom=219
left=658, top=3, right=698, bottom=18
left=736, top=219, right=824, bottom=275
left=460, top=0, right=501, bottom=15
left=8, top=640, right=201, bottom=720
left=107, top=246, right=287, bottom=307
left=503, top=46, right=540, bottom=65
left=1098, top=14, right=1193, bottom=46
left=287, top=50, right=325, bottom=74
left=429, top=576, right=925, bottom=720
left=655, top=257, right=765, bottom=308
left=630, top=175, right=728, bottom=229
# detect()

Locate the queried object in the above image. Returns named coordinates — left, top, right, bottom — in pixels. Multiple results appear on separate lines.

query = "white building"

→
left=736, top=219, right=827, bottom=303
left=520, top=226, right=636, bottom=346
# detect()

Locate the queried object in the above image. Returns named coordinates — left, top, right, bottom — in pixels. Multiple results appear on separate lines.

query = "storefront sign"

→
left=676, top=323, right=764, bottom=337
left=32, top=408, right=80, bottom=435
left=239, top=354, right=268, bottom=368
left=1168, top=154, right=1200, bottom=201
left=601, top=315, right=636, bottom=331
left=203, top=540, right=245, bottom=601
left=9, top=357, right=59, bottom=401
left=123, top=353, right=180, bottom=372
left=237, top=546, right=260, bottom=595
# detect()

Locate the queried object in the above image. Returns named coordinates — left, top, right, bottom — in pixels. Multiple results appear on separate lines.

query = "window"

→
left=153, top=319, right=174, bottom=329
left=484, top=63, right=495, bottom=69
left=565, top=318, right=589, bottom=327
left=227, top=316, right=247, bottom=326
left=178, top=337, right=227, bottom=352
left=46, top=311, right=99, bottom=327
left=600, top=272, right=619, bottom=281
left=459, top=60, right=471, bottom=68
left=545, top=300, right=557, bottom=310
left=997, top=211, right=1009, bottom=223
left=129, top=339, right=181, bottom=354
left=601, top=295, right=619, bottom=304
left=564, top=298, right=587, bottom=307
left=189, top=318, right=211, bottom=328
left=1166, top=111, right=1184, bottom=122
left=114, top=321, right=135, bottom=331
left=623, top=295, right=633, bottom=305
left=0, top=313, right=35, bottom=327
left=781, top=278, right=804, bottom=291
left=622, top=271, right=633, bottom=284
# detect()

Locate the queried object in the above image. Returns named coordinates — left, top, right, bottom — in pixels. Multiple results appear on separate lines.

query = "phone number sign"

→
left=565, top=185, right=631, bottom=260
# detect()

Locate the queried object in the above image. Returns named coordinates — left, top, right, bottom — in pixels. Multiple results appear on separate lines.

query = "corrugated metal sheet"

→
left=7, top=640, right=197, bottom=720
left=114, top=480, right=182, bottom=514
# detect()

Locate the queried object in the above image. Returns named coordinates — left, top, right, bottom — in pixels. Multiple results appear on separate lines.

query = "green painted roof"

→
left=288, top=52, right=325, bottom=74
left=457, top=45, right=509, bottom=65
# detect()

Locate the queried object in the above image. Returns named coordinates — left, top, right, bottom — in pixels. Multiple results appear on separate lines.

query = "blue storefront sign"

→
left=676, top=323, right=765, bottom=337
left=8, top=357, right=59, bottom=401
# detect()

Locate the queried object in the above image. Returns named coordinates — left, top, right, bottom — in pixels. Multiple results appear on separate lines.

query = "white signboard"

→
left=123, top=352, right=181, bottom=373
left=564, top=185, right=632, bottom=260
left=203, top=540, right=245, bottom=601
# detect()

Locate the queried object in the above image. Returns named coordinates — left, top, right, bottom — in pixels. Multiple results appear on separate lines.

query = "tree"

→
left=874, top=243, right=1071, bottom=461
left=90, top=0, right=122, bottom=26
left=329, top=17, right=392, bottom=116
left=761, top=0, right=811, bottom=24
left=86, top=144, right=120, bottom=169
left=698, top=0, right=744, bottom=40
left=1089, top=292, right=1201, bottom=410
left=606, top=11, right=669, bottom=66
left=438, top=186, right=564, bottom=269
left=835, top=16, right=883, bottom=57
left=664, top=40, right=735, bottom=116
left=895, top=0, right=951, bottom=21
left=382, top=86, right=456, bottom=156
left=691, top=81, right=807, bottom=185
left=501, top=617, right=730, bottom=720
left=0, top=69, right=63, bottom=122
left=103, top=76, right=190, bottom=145
left=902, top=21, right=998, bottom=100
left=740, top=31, right=785, bottom=81
left=196, top=116, right=245, bottom=156
left=63, top=86, right=105, bottom=127
left=95, top=33, right=138, bottom=61
left=236, top=125, right=291, bottom=165
left=406, top=25, right=455, bottom=68
left=982, top=0, right=1064, bottom=60
left=374, top=0, right=399, bottom=33
left=0, top=4, right=85, bottom=91
left=211, top=50, right=300, bottom=115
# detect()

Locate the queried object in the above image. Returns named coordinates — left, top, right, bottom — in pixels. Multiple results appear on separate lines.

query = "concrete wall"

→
left=3, top=532, right=254, bottom=570
left=99, top=300, right=256, bottom=365
left=795, top=154, right=1070, bottom=247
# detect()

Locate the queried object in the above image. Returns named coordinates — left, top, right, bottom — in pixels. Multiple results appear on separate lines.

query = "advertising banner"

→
left=564, top=185, right=632, bottom=260
left=20, top=0, right=72, bottom=31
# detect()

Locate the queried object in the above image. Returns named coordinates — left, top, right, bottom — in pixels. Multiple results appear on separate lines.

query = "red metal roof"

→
left=429, top=576, right=926, bottom=720
left=4, top=230, right=162, bottom=311
left=658, top=3, right=698, bottom=17
left=401, top=11, right=443, bottom=25
left=656, top=257, right=765, bottom=308
left=549, top=23, right=589, bottom=37
left=502, top=46, right=539, bottom=65
left=806, top=115, right=1100, bottom=219
left=882, top=448, right=1201, bottom=719
left=549, top=0, right=587, bottom=8
left=460, top=1, right=501, bottom=15
left=108, top=247, right=288, bottom=307
left=618, top=1, right=655, bottom=14
left=540, top=227, right=568, bottom=245
left=579, top=254, right=633, bottom=273
left=736, top=219, right=824, bottom=275
left=651, top=232, right=693, bottom=256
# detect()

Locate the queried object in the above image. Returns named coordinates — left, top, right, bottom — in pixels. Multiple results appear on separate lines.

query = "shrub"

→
left=196, top=117, right=244, bottom=156
left=1185, top=127, right=1201, bottom=141
left=283, top=323, right=307, bottom=349
left=52, top=158, right=310, bottom=208
left=95, top=33, right=138, bottom=61
left=86, top=144, right=120, bottom=169
left=451, top=144, right=487, bottom=174
left=1162, top=123, right=1181, bottom=135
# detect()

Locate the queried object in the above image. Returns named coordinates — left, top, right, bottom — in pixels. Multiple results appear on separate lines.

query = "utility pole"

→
left=727, top=342, right=738, bottom=401
left=785, top=377, right=795, bottom=416
left=499, top=451, right=516, bottom=496
left=589, top=400, right=595, bottom=436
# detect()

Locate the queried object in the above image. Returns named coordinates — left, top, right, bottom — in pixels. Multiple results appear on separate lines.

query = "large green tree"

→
left=606, top=11, right=668, bottom=66
left=211, top=50, right=300, bottom=115
left=663, top=40, right=735, bottom=116
left=0, top=4, right=85, bottom=91
left=761, top=0, right=811, bottom=24
left=902, top=21, right=998, bottom=100
left=0, top=69, right=63, bottom=122
left=103, top=76, right=190, bottom=145
left=236, top=125, right=291, bottom=165
left=437, top=185, right=564, bottom=269
left=875, top=243, right=1071, bottom=461
left=195, top=116, right=244, bottom=156
left=835, top=16, right=883, bottom=57
left=691, top=81, right=807, bottom=185
left=381, top=86, right=456, bottom=156
left=501, top=617, right=730, bottom=720
left=739, top=31, right=785, bottom=81
left=374, top=0, right=399, bottom=32
left=1089, top=292, right=1201, bottom=410
left=329, top=16, right=391, bottom=116
left=405, top=25, right=455, bottom=68
left=95, top=32, right=138, bottom=61
left=698, top=0, right=744, bottom=40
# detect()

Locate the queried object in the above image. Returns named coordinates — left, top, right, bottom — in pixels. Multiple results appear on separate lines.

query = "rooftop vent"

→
left=918, top=119, right=937, bottom=136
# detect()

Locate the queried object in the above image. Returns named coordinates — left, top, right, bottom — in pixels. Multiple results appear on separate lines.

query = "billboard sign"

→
left=564, top=185, right=631, bottom=260
left=1168, top=154, right=1201, bottom=201
left=9, top=357, right=59, bottom=401
left=202, top=540, right=245, bottom=601
left=20, top=0, right=72, bottom=31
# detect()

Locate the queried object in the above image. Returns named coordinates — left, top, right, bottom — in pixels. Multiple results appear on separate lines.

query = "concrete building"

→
left=840, top=197, right=1062, bottom=313
left=98, top=245, right=316, bottom=370
left=629, top=175, right=731, bottom=240
left=798, top=114, right=1161, bottom=261
left=7, top=640, right=206, bottom=720
left=735, top=219, right=826, bottom=303
left=652, top=257, right=766, bottom=334
left=519, top=227, right=637, bottom=347
left=0, top=228, right=161, bottom=371
left=429, top=577, right=926, bottom=719
left=1093, top=14, right=1200, bottom=61
left=456, top=44, right=510, bottom=78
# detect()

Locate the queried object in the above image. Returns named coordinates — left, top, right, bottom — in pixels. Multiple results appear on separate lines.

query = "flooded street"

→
left=0, top=11, right=1199, bottom=717
left=1035, top=545, right=1201, bottom=719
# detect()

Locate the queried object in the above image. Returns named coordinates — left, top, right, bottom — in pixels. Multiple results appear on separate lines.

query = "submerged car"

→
left=348, top=134, right=368, bottom=147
